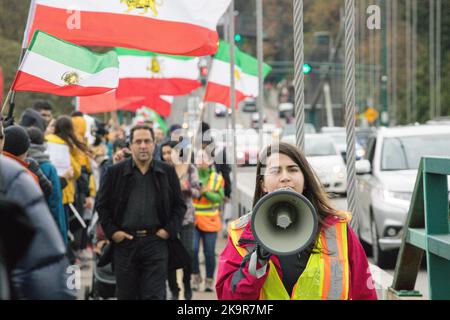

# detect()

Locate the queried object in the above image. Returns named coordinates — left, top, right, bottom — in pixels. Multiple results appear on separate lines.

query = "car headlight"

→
left=332, top=165, right=345, bottom=179
left=377, top=188, right=412, bottom=203
left=356, top=149, right=365, bottom=158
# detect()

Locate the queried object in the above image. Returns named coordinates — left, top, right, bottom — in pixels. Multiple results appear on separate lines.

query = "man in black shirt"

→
left=96, top=125, right=186, bottom=300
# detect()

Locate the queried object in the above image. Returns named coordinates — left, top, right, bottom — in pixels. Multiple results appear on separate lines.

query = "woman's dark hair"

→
left=253, top=142, right=337, bottom=253
left=54, top=115, right=88, bottom=153
left=160, top=140, right=180, bottom=162
left=160, top=140, right=177, bottom=150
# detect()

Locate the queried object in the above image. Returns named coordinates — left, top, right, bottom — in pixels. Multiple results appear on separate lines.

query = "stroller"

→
left=84, top=212, right=116, bottom=300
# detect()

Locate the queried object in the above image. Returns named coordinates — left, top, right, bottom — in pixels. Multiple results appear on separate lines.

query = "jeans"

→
left=193, top=227, right=217, bottom=279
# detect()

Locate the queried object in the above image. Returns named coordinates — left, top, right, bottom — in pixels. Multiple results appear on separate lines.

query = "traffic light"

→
left=200, top=66, right=208, bottom=85
left=234, top=34, right=242, bottom=42
left=303, top=63, right=312, bottom=75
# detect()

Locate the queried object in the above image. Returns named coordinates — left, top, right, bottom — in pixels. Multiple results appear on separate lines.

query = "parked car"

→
left=282, top=134, right=347, bottom=195
left=250, top=113, right=267, bottom=129
left=214, top=103, right=229, bottom=117
left=355, top=125, right=450, bottom=268
left=278, top=102, right=294, bottom=118
left=242, top=97, right=257, bottom=112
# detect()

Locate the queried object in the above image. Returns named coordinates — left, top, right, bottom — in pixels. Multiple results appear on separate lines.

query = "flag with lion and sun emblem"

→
left=12, top=30, right=119, bottom=96
left=23, top=0, right=231, bottom=56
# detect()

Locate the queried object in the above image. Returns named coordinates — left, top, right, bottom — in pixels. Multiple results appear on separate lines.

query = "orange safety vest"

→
left=193, top=171, right=224, bottom=232
left=228, top=211, right=352, bottom=300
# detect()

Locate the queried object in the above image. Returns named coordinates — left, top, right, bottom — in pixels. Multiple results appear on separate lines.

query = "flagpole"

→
left=229, top=0, right=239, bottom=217
left=5, top=0, right=36, bottom=123
left=0, top=90, right=12, bottom=116
left=224, top=13, right=230, bottom=131
left=256, top=0, right=264, bottom=150
left=5, top=48, right=27, bottom=124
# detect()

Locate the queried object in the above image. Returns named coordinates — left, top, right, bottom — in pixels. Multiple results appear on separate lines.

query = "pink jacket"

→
left=215, top=215, right=378, bottom=300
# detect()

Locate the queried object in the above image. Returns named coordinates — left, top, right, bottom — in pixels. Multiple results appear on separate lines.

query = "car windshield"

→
left=305, top=137, right=337, bottom=156
left=330, top=133, right=346, bottom=145
left=381, top=134, right=450, bottom=170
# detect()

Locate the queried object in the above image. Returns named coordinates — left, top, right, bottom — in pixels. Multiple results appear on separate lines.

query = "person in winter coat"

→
left=27, top=127, right=68, bottom=246
left=2, top=125, right=53, bottom=198
left=216, top=142, right=377, bottom=300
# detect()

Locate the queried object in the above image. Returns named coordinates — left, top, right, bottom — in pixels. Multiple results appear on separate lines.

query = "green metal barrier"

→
left=390, top=157, right=450, bottom=300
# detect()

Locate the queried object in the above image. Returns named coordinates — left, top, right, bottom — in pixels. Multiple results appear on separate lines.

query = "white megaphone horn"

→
left=251, top=188, right=318, bottom=256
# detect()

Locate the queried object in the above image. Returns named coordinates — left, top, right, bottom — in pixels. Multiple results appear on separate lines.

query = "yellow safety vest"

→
left=194, top=171, right=224, bottom=232
left=228, top=211, right=351, bottom=300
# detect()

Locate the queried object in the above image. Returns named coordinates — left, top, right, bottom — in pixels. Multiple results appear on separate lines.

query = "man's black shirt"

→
left=121, top=162, right=160, bottom=231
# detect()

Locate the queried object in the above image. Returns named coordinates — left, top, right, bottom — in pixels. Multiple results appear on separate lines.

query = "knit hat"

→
left=3, top=125, right=30, bottom=156
left=26, top=126, right=45, bottom=145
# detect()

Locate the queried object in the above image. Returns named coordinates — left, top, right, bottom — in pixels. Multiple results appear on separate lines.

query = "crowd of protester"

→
left=0, top=100, right=231, bottom=300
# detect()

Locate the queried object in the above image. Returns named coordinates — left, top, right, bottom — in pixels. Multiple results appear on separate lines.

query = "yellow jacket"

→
left=45, top=134, right=82, bottom=204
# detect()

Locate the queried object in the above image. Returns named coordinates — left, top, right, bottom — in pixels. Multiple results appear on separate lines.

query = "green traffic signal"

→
left=303, top=63, right=312, bottom=74
left=234, top=34, right=242, bottom=42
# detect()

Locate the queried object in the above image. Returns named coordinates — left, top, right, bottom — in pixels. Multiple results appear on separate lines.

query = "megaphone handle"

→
left=248, top=251, right=268, bottom=279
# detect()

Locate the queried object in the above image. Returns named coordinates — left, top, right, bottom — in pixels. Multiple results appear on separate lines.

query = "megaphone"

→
left=251, top=189, right=318, bottom=256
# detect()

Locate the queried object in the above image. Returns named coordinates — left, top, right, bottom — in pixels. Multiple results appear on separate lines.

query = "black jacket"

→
left=96, top=158, right=186, bottom=240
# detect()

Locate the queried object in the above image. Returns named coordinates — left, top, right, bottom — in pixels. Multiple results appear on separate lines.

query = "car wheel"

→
left=370, top=216, right=394, bottom=269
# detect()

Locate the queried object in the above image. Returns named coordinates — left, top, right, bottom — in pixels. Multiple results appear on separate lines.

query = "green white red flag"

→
left=115, top=48, right=201, bottom=98
left=204, top=41, right=272, bottom=108
left=24, top=0, right=231, bottom=56
left=12, top=30, right=119, bottom=96
left=77, top=90, right=173, bottom=117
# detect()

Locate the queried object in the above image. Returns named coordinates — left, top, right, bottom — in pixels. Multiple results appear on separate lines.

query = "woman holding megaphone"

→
left=216, top=143, right=377, bottom=300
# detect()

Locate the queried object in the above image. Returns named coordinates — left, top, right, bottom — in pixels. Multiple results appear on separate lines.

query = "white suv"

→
left=355, top=125, right=450, bottom=268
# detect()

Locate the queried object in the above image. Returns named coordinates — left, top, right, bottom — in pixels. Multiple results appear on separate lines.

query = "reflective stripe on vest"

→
left=228, top=214, right=350, bottom=300
left=228, top=213, right=252, bottom=257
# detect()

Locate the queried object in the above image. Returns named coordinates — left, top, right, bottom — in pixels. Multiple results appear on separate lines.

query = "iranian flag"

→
left=120, top=95, right=173, bottom=117
left=12, top=30, right=119, bottom=96
left=116, top=48, right=201, bottom=98
left=134, top=106, right=169, bottom=133
left=24, top=0, right=231, bottom=56
left=78, top=90, right=173, bottom=117
left=204, top=41, right=272, bottom=108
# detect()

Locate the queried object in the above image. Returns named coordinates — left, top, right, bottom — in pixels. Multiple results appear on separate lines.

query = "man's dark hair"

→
left=129, top=125, right=154, bottom=144
left=32, top=100, right=53, bottom=112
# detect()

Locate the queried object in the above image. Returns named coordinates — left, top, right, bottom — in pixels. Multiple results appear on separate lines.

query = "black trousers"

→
left=113, top=235, right=168, bottom=300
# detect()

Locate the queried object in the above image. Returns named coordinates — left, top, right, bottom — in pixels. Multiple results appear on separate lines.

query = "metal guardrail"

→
left=390, top=157, right=450, bottom=300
